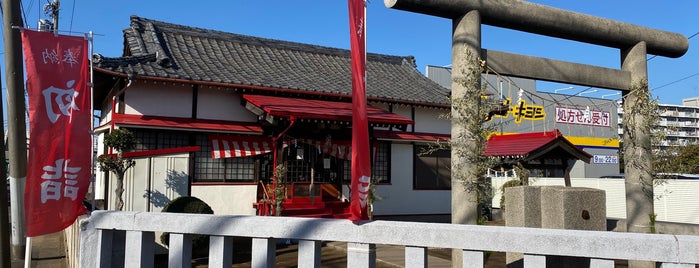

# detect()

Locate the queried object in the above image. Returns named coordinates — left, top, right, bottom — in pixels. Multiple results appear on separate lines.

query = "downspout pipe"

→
left=103, top=76, right=134, bottom=208
left=271, top=116, right=296, bottom=215
left=108, top=75, right=135, bottom=153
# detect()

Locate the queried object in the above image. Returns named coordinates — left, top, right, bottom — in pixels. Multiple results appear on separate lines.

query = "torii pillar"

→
left=451, top=10, right=481, bottom=227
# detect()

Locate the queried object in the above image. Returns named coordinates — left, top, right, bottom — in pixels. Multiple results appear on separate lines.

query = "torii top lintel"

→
left=385, top=0, right=688, bottom=58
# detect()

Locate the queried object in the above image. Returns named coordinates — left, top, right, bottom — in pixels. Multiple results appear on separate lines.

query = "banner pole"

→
left=23, top=237, right=30, bottom=268
left=88, top=31, right=96, bottom=213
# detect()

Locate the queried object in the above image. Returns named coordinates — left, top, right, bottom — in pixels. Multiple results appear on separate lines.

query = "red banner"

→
left=348, top=0, right=370, bottom=221
left=22, top=30, right=91, bottom=237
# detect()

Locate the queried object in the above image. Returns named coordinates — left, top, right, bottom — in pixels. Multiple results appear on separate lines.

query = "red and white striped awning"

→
left=209, top=135, right=374, bottom=161
left=210, top=134, right=273, bottom=159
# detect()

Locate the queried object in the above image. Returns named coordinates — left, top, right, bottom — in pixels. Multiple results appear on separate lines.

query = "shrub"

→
left=160, top=196, right=214, bottom=255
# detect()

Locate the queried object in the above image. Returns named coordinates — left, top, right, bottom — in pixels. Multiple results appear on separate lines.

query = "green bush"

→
left=499, top=179, right=522, bottom=211
left=160, top=196, right=214, bottom=255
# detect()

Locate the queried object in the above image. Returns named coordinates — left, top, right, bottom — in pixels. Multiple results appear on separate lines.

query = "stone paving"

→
left=12, top=230, right=67, bottom=268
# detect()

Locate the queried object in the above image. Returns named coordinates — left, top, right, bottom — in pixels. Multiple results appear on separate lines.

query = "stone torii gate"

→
left=385, top=0, right=688, bottom=267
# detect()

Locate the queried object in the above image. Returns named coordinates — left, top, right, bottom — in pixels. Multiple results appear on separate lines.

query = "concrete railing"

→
left=79, top=210, right=699, bottom=268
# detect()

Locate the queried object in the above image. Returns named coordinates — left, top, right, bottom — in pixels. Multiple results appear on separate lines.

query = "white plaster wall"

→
left=191, top=184, right=258, bottom=215
left=372, top=143, right=451, bottom=216
left=99, top=101, right=112, bottom=126
left=124, top=82, right=192, bottom=117
left=113, top=157, right=150, bottom=211
left=94, top=135, right=106, bottom=200
left=112, top=154, right=189, bottom=212
left=390, top=105, right=413, bottom=132
left=655, top=180, right=699, bottom=224
left=148, top=156, right=189, bottom=212
left=413, top=107, right=450, bottom=134
left=196, top=87, right=257, bottom=122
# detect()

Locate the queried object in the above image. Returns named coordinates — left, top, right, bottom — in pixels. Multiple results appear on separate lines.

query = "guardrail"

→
left=79, top=211, right=699, bottom=268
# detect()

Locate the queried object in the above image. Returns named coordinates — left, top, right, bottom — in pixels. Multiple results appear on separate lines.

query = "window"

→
left=125, top=129, right=390, bottom=184
left=194, top=135, right=262, bottom=183
left=129, top=129, right=261, bottom=183
left=413, top=144, right=451, bottom=190
left=286, top=141, right=347, bottom=184
left=373, top=142, right=391, bottom=183
left=131, top=129, right=190, bottom=151
left=341, top=141, right=391, bottom=184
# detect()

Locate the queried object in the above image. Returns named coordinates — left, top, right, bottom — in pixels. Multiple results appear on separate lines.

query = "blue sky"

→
left=4, top=0, right=698, bottom=105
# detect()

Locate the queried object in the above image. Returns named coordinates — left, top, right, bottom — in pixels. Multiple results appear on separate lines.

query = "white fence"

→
left=79, top=211, right=699, bottom=267
left=491, top=177, right=699, bottom=225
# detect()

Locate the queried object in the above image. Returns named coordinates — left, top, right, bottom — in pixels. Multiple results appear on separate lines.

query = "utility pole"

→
left=46, top=0, right=60, bottom=32
left=0, top=86, right=9, bottom=268
left=3, top=0, right=28, bottom=262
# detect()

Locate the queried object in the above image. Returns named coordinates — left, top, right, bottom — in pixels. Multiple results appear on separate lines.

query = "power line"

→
left=651, top=72, right=699, bottom=92
left=69, top=0, right=76, bottom=32
left=19, top=1, right=28, bottom=27
left=688, top=31, right=699, bottom=40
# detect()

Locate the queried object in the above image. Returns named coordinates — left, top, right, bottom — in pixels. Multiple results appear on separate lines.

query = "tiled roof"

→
left=94, top=16, right=450, bottom=106
left=483, top=129, right=592, bottom=163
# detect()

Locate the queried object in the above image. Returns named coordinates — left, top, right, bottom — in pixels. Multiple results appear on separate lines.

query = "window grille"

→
left=194, top=135, right=259, bottom=183
left=341, top=141, right=391, bottom=184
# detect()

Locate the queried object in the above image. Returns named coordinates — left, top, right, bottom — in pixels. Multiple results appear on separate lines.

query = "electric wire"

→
left=484, top=29, right=699, bottom=116
left=649, top=32, right=699, bottom=92
left=69, top=0, right=76, bottom=33
left=651, top=72, right=699, bottom=92
left=20, top=1, right=29, bottom=27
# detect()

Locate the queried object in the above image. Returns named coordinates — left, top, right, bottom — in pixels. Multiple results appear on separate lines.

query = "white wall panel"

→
left=94, top=137, right=106, bottom=200
left=124, top=82, right=192, bottom=117
left=655, top=180, right=699, bottom=224
left=196, top=88, right=257, bottom=122
left=119, top=158, right=150, bottom=211
left=149, top=156, right=189, bottom=212
left=413, top=107, right=450, bottom=134
left=113, top=154, right=189, bottom=212
left=372, top=143, right=451, bottom=216
left=191, top=185, right=258, bottom=215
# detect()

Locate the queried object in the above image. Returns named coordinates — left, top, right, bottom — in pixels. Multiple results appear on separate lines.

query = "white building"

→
left=657, top=97, right=699, bottom=147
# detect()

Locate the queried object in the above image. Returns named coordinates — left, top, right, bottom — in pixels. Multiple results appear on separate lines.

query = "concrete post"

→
left=252, top=238, right=276, bottom=268
left=451, top=10, right=481, bottom=268
left=621, top=41, right=654, bottom=268
left=347, top=242, right=376, bottom=268
left=208, top=236, right=233, bottom=268
left=125, top=231, right=154, bottom=268
left=298, top=240, right=321, bottom=268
